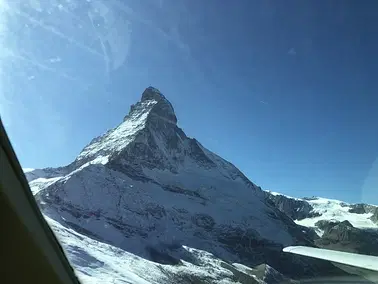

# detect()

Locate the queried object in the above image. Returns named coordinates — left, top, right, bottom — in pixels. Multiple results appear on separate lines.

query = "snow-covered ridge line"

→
left=76, top=99, right=158, bottom=164
left=264, top=190, right=301, bottom=201
left=265, top=190, right=378, bottom=207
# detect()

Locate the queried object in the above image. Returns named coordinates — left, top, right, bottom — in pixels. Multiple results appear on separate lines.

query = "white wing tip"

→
left=282, top=246, right=306, bottom=253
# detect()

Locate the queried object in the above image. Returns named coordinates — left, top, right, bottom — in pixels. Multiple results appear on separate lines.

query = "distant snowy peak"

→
left=23, top=167, right=68, bottom=182
left=264, top=190, right=378, bottom=232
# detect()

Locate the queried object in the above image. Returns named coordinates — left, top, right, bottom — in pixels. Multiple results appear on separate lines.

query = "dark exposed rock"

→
left=162, top=185, right=206, bottom=200
left=264, top=192, right=320, bottom=221
left=348, top=203, right=367, bottom=214
left=302, top=197, right=318, bottom=201
left=258, top=264, right=298, bottom=284
left=145, top=203, right=166, bottom=219
left=370, top=208, right=378, bottom=224
left=192, top=214, right=216, bottom=231
left=141, top=86, right=178, bottom=124
left=146, top=246, right=181, bottom=265
left=107, top=159, right=154, bottom=183
left=315, top=219, right=340, bottom=231
left=220, top=262, right=261, bottom=284
left=188, top=139, right=217, bottom=168
left=315, top=220, right=378, bottom=256
left=322, top=220, right=355, bottom=242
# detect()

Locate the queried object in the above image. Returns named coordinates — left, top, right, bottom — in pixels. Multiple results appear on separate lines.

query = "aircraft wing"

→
left=283, top=246, right=378, bottom=283
left=283, top=246, right=378, bottom=272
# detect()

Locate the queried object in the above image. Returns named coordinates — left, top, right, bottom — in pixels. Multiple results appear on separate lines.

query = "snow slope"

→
left=46, top=215, right=275, bottom=284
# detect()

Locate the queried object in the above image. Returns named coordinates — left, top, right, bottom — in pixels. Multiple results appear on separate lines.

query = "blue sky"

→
left=1, top=0, right=377, bottom=204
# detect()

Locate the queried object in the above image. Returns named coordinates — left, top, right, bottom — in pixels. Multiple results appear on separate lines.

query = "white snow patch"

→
left=295, top=197, right=377, bottom=233
left=30, top=177, right=63, bottom=195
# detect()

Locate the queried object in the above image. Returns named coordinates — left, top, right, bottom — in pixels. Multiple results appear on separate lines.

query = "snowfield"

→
left=45, top=216, right=264, bottom=284
left=295, top=197, right=377, bottom=235
left=29, top=176, right=63, bottom=195
left=265, top=191, right=378, bottom=236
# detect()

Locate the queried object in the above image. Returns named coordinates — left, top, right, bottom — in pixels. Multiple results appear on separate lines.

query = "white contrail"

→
left=2, top=47, right=79, bottom=82
left=11, top=7, right=104, bottom=59
left=87, top=0, right=132, bottom=75
left=88, top=11, right=111, bottom=76
left=110, top=0, right=191, bottom=57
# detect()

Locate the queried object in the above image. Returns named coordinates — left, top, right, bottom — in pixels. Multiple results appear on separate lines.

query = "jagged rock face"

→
left=315, top=219, right=378, bottom=256
left=33, top=87, right=349, bottom=281
left=142, top=87, right=178, bottom=124
left=347, top=203, right=378, bottom=216
left=321, top=220, right=355, bottom=242
left=315, top=219, right=342, bottom=231
left=264, top=192, right=320, bottom=220
left=371, top=208, right=378, bottom=224
left=348, top=203, right=367, bottom=214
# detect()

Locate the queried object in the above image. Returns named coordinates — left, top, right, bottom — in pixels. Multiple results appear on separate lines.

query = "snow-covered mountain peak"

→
left=29, top=86, right=357, bottom=281
left=75, top=87, right=179, bottom=166
left=141, top=86, right=165, bottom=103
left=136, top=86, right=177, bottom=124
left=73, top=86, right=255, bottom=186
